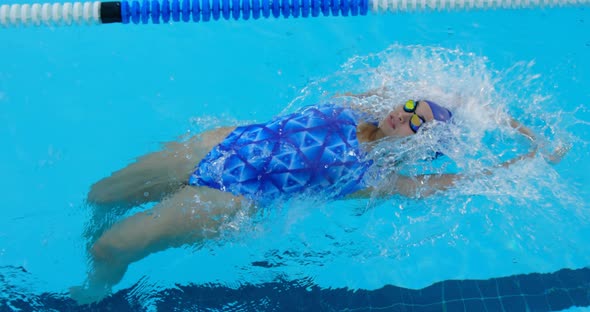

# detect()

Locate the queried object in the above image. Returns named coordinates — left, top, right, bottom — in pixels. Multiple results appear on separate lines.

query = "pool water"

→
left=1, top=3, right=589, bottom=311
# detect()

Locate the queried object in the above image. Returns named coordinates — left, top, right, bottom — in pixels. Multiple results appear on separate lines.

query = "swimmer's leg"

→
left=87, top=127, right=235, bottom=209
left=83, top=127, right=235, bottom=249
left=83, top=138, right=198, bottom=245
left=72, top=185, right=245, bottom=305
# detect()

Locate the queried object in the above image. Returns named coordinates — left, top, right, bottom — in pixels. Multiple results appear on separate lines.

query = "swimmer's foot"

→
left=69, top=284, right=111, bottom=305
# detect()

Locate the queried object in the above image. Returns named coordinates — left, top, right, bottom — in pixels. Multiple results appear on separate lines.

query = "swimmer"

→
left=70, top=97, right=562, bottom=304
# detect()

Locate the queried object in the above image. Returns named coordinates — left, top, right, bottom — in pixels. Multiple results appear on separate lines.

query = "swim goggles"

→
left=404, top=100, right=426, bottom=133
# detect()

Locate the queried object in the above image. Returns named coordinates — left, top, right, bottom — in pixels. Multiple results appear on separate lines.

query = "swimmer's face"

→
left=379, top=100, right=435, bottom=138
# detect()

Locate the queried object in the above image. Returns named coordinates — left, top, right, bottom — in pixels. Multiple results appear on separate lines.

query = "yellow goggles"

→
left=404, top=100, right=425, bottom=133
left=404, top=99, right=418, bottom=113
left=409, top=114, right=425, bottom=133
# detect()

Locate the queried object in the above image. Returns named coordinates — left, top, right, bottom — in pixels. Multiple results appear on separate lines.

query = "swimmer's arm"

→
left=347, top=172, right=462, bottom=199
left=508, top=117, right=536, bottom=142
left=508, top=117, right=570, bottom=164
left=393, top=173, right=460, bottom=197
left=332, top=87, right=392, bottom=118
left=348, top=146, right=541, bottom=200
left=394, top=173, right=465, bottom=198
left=336, top=87, right=391, bottom=100
left=502, top=117, right=540, bottom=165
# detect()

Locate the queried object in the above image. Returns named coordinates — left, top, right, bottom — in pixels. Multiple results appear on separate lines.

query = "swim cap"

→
left=424, top=100, right=453, bottom=122
left=422, top=100, right=453, bottom=160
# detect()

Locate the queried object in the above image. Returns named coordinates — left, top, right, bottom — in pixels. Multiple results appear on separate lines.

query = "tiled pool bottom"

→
left=2, top=266, right=589, bottom=311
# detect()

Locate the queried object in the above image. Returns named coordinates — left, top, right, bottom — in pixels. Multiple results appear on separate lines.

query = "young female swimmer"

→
left=71, top=97, right=557, bottom=304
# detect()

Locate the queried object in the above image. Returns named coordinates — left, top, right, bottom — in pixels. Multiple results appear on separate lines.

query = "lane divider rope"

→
left=1, top=0, right=587, bottom=27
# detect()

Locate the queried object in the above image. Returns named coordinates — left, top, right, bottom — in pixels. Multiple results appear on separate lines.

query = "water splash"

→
left=226, top=44, right=590, bottom=290
left=81, top=45, right=588, bottom=298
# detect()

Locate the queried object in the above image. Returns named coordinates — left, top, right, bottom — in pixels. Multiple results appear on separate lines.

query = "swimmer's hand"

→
left=491, top=141, right=570, bottom=172
left=509, top=117, right=571, bottom=165
left=543, top=143, right=572, bottom=165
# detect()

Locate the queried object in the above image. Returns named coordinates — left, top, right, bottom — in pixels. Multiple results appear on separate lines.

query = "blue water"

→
left=1, top=4, right=590, bottom=311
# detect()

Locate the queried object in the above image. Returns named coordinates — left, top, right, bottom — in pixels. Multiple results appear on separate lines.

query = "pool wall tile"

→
left=3, top=266, right=590, bottom=311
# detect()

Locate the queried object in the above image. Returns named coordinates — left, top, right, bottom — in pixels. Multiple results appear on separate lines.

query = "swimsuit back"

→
left=189, top=104, right=373, bottom=201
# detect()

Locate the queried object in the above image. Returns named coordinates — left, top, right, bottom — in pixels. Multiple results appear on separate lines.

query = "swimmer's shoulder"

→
left=356, top=122, right=379, bottom=143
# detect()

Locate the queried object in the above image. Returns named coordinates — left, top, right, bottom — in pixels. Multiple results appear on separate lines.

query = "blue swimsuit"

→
left=189, top=104, right=373, bottom=201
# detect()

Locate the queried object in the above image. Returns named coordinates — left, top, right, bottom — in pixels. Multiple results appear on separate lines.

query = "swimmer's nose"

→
left=397, top=111, right=406, bottom=123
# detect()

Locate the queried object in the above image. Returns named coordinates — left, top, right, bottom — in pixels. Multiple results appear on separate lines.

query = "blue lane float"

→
left=107, top=0, right=368, bottom=24
left=0, top=0, right=589, bottom=26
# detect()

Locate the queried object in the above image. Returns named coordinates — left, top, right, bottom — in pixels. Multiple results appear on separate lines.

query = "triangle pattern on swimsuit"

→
left=189, top=104, right=373, bottom=201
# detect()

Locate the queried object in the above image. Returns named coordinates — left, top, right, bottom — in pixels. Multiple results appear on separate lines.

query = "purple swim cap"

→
left=424, top=100, right=453, bottom=122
